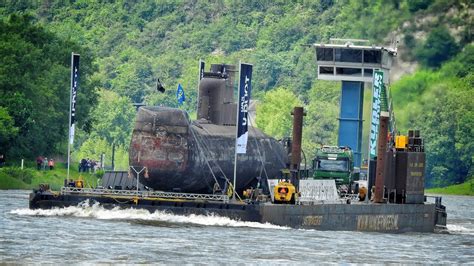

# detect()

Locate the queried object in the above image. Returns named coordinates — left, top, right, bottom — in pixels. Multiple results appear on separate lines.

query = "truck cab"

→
left=312, top=146, right=355, bottom=186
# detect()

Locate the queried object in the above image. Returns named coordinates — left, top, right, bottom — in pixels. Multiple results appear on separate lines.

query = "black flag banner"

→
left=236, top=63, right=253, bottom=154
left=69, top=53, right=80, bottom=144
left=199, top=59, right=205, bottom=80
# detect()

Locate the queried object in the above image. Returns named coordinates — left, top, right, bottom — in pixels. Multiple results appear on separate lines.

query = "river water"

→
left=0, top=190, right=473, bottom=264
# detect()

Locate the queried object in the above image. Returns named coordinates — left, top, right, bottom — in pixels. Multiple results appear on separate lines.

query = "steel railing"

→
left=61, top=187, right=229, bottom=202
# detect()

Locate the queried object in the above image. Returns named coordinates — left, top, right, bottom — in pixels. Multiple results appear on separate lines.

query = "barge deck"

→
left=29, top=187, right=447, bottom=233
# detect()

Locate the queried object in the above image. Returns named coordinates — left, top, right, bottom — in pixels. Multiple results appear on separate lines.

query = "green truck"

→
left=312, top=146, right=358, bottom=188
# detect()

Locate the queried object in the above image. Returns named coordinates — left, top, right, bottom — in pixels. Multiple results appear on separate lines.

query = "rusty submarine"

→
left=129, top=64, right=287, bottom=194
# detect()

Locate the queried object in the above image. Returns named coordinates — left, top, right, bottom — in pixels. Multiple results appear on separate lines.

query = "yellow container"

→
left=75, top=180, right=84, bottom=188
left=396, top=135, right=408, bottom=149
left=273, top=181, right=296, bottom=203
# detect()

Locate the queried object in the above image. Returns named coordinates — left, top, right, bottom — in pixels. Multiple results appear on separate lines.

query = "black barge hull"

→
left=29, top=191, right=446, bottom=233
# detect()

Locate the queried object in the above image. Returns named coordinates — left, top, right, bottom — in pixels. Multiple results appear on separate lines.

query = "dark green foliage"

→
left=0, top=1, right=416, bottom=112
left=303, top=81, right=340, bottom=158
left=0, top=107, right=18, bottom=147
left=0, top=13, right=96, bottom=158
left=95, top=169, right=105, bottom=179
left=404, top=34, right=417, bottom=50
left=441, top=45, right=474, bottom=78
left=415, top=75, right=473, bottom=187
left=0, top=167, right=35, bottom=184
left=319, top=0, right=335, bottom=11
left=402, top=34, right=417, bottom=60
left=90, top=90, right=135, bottom=147
left=393, top=46, right=474, bottom=187
left=415, top=26, right=459, bottom=68
left=408, top=0, right=433, bottom=13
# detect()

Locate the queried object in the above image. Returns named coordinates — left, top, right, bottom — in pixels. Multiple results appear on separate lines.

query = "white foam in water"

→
left=10, top=201, right=289, bottom=230
left=447, top=224, right=474, bottom=235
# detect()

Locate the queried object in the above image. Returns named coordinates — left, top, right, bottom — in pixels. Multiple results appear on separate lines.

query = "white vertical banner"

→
left=69, top=125, right=75, bottom=145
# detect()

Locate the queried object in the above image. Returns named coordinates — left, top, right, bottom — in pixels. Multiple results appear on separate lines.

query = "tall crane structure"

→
left=313, top=39, right=397, bottom=167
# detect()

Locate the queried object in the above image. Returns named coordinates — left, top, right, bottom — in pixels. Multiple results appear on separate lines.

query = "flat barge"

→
left=29, top=187, right=447, bottom=233
left=28, top=61, right=447, bottom=233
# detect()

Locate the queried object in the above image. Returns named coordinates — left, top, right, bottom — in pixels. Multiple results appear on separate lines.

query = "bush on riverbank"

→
left=0, top=164, right=100, bottom=190
left=0, top=167, right=35, bottom=185
left=426, top=178, right=474, bottom=196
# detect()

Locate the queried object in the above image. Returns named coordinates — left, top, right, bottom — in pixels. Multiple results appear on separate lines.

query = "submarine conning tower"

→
left=197, top=64, right=238, bottom=126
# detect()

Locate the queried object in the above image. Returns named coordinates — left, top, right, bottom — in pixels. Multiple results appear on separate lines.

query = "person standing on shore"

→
left=48, top=159, right=55, bottom=170
left=91, top=160, right=97, bottom=173
left=80, top=158, right=87, bottom=172
left=43, top=157, right=48, bottom=170
left=36, top=156, right=43, bottom=170
left=86, top=158, right=91, bottom=173
left=0, top=154, right=5, bottom=168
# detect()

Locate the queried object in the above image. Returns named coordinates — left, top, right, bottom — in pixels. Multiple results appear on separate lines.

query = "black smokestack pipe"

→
left=291, top=107, right=306, bottom=189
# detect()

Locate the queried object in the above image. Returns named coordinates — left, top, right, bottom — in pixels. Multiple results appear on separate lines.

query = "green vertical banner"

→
left=369, top=70, right=384, bottom=158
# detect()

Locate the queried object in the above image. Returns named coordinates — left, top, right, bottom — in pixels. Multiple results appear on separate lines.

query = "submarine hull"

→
left=129, top=106, right=287, bottom=194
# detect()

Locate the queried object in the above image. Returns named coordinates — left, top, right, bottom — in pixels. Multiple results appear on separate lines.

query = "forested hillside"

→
left=0, top=0, right=472, bottom=187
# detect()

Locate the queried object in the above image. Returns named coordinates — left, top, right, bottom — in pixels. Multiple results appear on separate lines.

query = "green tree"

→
left=394, top=46, right=474, bottom=186
left=439, top=44, right=474, bottom=79
left=255, top=88, right=303, bottom=139
left=0, top=14, right=96, bottom=157
left=89, top=90, right=136, bottom=147
left=102, top=48, right=154, bottom=103
left=0, top=107, right=19, bottom=148
left=411, top=76, right=473, bottom=187
left=408, top=0, right=433, bottom=13
left=75, top=90, right=135, bottom=170
left=391, top=70, right=439, bottom=132
left=303, top=81, right=340, bottom=158
left=416, top=26, right=460, bottom=68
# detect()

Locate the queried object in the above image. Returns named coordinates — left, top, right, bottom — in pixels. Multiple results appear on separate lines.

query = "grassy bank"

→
left=0, top=164, right=101, bottom=191
left=426, top=179, right=474, bottom=196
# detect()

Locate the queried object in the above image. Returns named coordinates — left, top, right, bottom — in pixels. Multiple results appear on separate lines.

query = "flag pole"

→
left=233, top=61, right=242, bottom=201
left=197, top=59, right=204, bottom=112
left=67, top=53, right=80, bottom=181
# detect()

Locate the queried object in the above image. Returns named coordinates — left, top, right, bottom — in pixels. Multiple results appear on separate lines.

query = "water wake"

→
left=10, top=201, right=289, bottom=230
left=447, top=224, right=474, bottom=235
